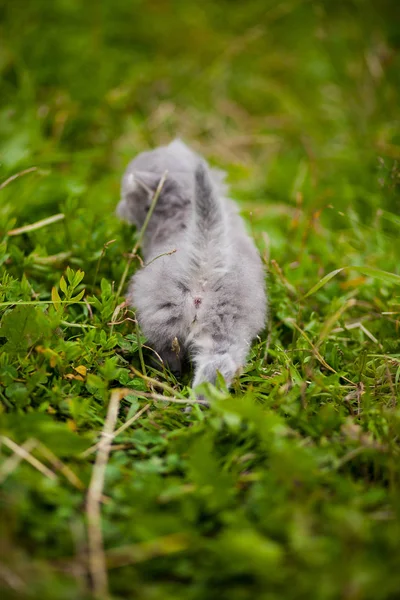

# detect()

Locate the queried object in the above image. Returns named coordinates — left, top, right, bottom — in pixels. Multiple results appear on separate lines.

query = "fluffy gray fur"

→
left=117, top=139, right=267, bottom=389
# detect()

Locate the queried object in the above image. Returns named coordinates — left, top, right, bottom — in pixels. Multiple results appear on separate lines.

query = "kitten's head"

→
left=117, top=139, right=195, bottom=228
left=117, top=169, right=191, bottom=228
left=117, top=139, right=228, bottom=228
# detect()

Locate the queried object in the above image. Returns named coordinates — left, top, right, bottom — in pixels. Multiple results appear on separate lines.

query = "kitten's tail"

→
left=193, top=161, right=225, bottom=242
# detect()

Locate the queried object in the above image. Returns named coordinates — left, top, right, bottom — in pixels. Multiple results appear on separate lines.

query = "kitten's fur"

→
left=117, top=139, right=266, bottom=389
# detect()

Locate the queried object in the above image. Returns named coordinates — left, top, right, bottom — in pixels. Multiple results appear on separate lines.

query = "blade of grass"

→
left=144, top=248, right=177, bottom=268
left=0, top=436, right=57, bottom=481
left=81, top=403, right=151, bottom=458
left=317, top=298, right=357, bottom=346
left=284, top=318, right=355, bottom=385
left=7, top=213, right=65, bottom=236
left=0, top=438, right=38, bottom=484
left=115, top=171, right=168, bottom=303
left=130, top=366, right=186, bottom=397
left=86, top=389, right=124, bottom=600
left=125, top=388, right=209, bottom=406
left=0, top=166, right=39, bottom=190
left=135, top=320, right=147, bottom=376
left=37, top=443, right=85, bottom=490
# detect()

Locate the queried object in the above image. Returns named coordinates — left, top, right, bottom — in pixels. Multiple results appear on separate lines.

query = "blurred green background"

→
left=1, top=1, right=400, bottom=599
left=1, top=0, right=399, bottom=217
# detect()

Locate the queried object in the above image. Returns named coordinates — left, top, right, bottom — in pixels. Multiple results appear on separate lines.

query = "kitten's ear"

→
left=122, top=170, right=159, bottom=197
left=117, top=170, right=160, bottom=224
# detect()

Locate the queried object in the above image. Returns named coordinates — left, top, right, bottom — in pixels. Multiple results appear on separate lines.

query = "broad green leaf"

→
left=0, top=365, right=18, bottom=386
left=0, top=306, right=50, bottom=354
left=51, top=286, right=62, bottom=310
left=126, top=397, right=140, bottom=420
left=5, top=383, right=30, bottom=407
left=72, top=269, right=85, bottom=288
left=59, top=276, right=68, bottom=294
left=69, top=289, right=85, bottom=303
left=66, top=266, right=74, bottom=285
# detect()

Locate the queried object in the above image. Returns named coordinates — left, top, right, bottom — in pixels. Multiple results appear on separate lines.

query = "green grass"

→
left=1, top=1, right=400, bottom=598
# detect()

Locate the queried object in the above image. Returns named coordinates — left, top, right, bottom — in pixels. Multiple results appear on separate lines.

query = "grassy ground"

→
left=1, top=1, right=400, bottom=598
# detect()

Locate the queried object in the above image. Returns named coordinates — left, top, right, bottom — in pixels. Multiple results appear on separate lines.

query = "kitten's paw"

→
left=192, top=353, right=236, bottom=388
left=156, top=347, right=182, bottom=377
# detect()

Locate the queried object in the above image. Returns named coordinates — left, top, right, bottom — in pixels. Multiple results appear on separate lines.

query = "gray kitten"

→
left=117, top=139, right=266, bottom=390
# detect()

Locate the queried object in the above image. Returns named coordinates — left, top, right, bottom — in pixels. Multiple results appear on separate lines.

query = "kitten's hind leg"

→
left=192, top=350, right=238, bottom=390
left=158, top=345, right=182, bottom=378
